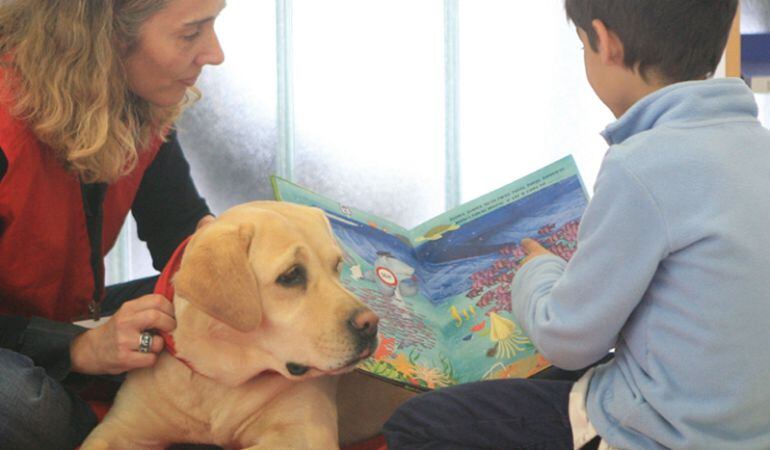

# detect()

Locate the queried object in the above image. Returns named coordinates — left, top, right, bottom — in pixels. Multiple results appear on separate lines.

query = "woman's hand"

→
left=519, top=238, right=553, bottom=266
left=69, top=294, right=176, bottom=375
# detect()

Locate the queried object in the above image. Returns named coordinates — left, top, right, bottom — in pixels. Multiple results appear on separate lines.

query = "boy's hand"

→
left=519, top=238, right=553, bottom=266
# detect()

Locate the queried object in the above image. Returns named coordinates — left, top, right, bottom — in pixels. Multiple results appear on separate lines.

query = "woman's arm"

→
left=131, top=130, right=212, bottom=271
left=1, top=313, right=87, bottom=381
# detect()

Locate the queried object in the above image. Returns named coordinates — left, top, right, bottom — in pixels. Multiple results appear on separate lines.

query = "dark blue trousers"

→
left=0, top=276, right=157, bottom=450
left=383, top=363, right=606, bottom=450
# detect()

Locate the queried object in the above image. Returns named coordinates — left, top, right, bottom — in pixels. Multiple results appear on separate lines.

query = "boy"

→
left=383, top=1, right=770, bottom=448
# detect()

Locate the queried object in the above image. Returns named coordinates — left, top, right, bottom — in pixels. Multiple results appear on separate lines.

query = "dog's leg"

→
left=237, top=378, right=340, bottom=450
left=240, top=425, right=339, bottom=450
left=237, top=418, right=339, bottom=450
left=80, top=421, right=166, bottom=450
left=80, top=423, right=166, bottom=450
left=79, top=368, right=181, bottom=450
left=336, top=370, right=419, bottom=445
left=78, top=433, right=111, bottom=450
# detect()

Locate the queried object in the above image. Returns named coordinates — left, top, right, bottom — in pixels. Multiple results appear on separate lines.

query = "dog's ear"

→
left=173, top=220, right=262, bottom=332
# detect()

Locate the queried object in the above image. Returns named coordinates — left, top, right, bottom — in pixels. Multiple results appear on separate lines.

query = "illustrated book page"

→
left=272, top=155, right=588, bottom=390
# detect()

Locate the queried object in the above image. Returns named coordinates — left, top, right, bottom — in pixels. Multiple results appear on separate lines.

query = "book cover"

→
left=272, top=156, right=588, bottom=391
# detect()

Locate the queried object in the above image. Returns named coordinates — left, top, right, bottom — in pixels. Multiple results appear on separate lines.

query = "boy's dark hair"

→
left=565, top=0, right=738, bottom=83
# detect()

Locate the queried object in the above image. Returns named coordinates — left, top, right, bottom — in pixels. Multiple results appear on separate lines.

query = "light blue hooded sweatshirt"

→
left=512, top=78, right=770, bottom=449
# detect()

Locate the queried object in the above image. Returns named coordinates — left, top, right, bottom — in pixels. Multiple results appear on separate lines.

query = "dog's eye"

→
left=277, top=265, right=307, bottom=287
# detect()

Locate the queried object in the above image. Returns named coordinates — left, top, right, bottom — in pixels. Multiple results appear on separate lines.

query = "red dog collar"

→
left=153, top=236, right=196, bottom=372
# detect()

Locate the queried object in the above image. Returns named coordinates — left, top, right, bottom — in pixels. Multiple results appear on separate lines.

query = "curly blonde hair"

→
left=0, top=0, right=200, bottom=183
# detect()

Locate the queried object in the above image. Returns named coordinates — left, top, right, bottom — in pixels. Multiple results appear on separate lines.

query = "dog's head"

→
left=171, top=201, right=378, bottom=382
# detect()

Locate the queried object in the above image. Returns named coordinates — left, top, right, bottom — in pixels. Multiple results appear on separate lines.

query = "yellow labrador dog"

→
left=81, top=201, right=412, bottom=450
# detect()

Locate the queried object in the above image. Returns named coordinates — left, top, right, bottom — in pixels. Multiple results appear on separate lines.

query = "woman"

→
left=0, top=0, right=225, bottom=448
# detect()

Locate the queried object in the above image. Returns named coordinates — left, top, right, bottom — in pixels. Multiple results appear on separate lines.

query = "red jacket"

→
left=0, top=93, right=162, bottom=322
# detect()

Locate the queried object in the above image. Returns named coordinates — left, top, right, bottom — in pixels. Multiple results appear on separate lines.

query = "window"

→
left=741, top=0, right=770, bottom=126
left=107, top=1, right=629, bottom=282
left=758, top=95, right=770, bottom=125
left=457, top=1, right=611, bottom=201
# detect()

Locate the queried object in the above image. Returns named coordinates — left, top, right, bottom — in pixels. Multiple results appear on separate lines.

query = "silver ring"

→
left=138, top=331, right=153, bottom=353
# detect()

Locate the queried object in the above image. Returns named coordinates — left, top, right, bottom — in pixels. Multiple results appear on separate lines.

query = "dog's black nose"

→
left=348, top=309, right=379, bottom=339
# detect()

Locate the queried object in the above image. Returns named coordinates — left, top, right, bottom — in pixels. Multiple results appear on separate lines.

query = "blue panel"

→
left=742, top=33, right=770, bottom=77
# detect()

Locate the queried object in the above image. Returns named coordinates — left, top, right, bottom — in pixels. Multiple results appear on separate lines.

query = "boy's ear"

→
left=591, top=19, right=624, bottom=67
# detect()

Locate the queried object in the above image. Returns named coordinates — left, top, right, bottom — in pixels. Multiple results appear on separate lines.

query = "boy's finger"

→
left=521, top=238, right=547, bottom=255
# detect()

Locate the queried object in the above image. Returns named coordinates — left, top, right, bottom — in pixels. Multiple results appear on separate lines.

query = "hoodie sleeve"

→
left=512, top=155, right=669, bottom=370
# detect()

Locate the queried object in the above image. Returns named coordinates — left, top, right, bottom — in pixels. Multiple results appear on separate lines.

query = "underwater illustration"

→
left=273, top=156, right=588, bottom=390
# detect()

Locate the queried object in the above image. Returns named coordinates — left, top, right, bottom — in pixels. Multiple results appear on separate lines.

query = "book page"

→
left=405, top=156, right=586, bottom=386
left=271, top=156, right=587, bottom=390
left=272, top=176, right=445, bottom=389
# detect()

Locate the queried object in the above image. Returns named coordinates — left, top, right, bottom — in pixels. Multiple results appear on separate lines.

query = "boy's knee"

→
left=383, top=393, right=438, bottom=447
left=384, top=394, right=465, bottom=450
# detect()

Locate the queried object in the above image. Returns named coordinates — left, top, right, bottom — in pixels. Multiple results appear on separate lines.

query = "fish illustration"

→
left=414, top=223, right=460, bottom=242
left=470, top=320, right=486, bottom=332
left=373, top=336, right=396, bottom=360
left=394, top=234, right=411, bottom=246
left=487, top=312, right=531, bottom=359
left=450, top=305, right=463, bottom=327
left=538, top=223, right=555, bottom=235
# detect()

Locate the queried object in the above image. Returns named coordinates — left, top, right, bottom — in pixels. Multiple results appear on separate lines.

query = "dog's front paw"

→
left=78, top=436, right=111, bottom=450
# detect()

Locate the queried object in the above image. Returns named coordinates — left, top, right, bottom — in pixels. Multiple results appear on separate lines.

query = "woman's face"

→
left=124, top=0, right=226, bottom=107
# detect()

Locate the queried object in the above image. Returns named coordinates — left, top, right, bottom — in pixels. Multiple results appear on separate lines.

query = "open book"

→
left=272, top=156, right=588, bottom=391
